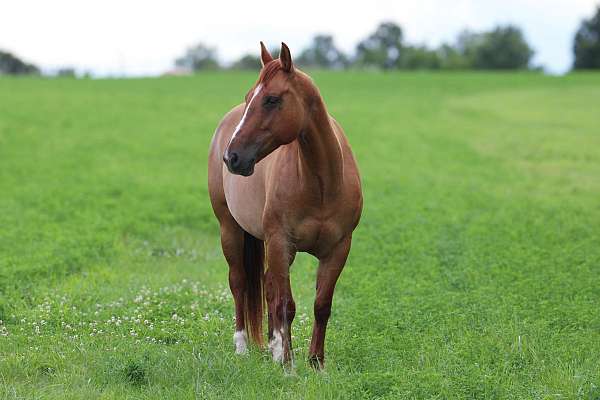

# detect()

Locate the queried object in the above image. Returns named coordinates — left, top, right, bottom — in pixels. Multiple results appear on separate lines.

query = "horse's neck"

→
left=296, top=98, right=343, bottom=199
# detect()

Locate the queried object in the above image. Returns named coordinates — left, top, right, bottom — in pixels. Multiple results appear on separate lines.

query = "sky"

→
left=1, top=0, right=598, bottom=76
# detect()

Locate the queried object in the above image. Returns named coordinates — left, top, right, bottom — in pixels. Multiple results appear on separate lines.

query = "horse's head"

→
left=223, top=42, right=311, bottom=176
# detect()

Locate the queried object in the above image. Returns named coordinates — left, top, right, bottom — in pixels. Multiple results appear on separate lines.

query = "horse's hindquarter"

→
left=338, top=121, right=363, bottom=233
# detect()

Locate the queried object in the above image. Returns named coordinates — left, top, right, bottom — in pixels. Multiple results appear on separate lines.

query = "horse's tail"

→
left=243, top=231, right=265, bottom=346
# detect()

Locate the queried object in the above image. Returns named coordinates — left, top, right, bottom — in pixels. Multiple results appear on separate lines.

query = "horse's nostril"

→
left=224, top=152, right=240, bottom=169
left=229, top=152, right=239, bottom=167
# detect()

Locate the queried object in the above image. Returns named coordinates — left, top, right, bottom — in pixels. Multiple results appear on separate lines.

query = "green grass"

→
left=1, top=71, right=600, bottom=399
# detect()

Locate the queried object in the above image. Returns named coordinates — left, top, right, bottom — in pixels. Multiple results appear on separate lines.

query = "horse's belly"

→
left=223, top=170, right=266, bottom=239
left=293, top=217, right=345, bottom=256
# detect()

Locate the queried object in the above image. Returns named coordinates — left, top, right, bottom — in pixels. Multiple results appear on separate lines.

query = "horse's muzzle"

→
left=223, top=151, right=256, bottom=176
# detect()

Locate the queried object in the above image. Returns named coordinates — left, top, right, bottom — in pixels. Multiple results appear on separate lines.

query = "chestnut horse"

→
left=208, top=42, right=362, bottom=367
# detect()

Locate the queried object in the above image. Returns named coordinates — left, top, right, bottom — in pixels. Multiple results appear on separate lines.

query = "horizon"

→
left=1, top=0, right=599, bottom=77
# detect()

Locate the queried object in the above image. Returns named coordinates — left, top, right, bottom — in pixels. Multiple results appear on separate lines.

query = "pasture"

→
left=1, top=71, right=599, bottom=399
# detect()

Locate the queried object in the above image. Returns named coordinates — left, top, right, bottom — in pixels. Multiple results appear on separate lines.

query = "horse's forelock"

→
left=258, top=60, right=283, bottom=85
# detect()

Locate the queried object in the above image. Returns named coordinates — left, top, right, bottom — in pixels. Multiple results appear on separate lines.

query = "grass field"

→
left=1, top=71, right=600, bottom=399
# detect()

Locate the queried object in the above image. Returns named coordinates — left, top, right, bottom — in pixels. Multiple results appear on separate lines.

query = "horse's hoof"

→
left=308, top=354, right=324, bottom=370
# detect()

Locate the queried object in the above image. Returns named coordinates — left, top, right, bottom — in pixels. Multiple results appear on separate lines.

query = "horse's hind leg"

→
left=309, top=236, right=352, bottom=369
left=218, top=215, right=248, bottom=353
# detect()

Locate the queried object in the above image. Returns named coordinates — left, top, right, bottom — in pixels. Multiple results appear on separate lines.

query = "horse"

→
left=208, top=42, right=362, bottom=368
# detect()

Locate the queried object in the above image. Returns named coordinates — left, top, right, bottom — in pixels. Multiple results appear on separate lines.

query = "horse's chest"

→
left=223, top=173, right=266, bottom=239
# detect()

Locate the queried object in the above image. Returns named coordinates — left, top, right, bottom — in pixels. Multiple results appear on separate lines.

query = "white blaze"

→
left=228, top=84, right=262, bottom=146
left=233, top=330, right=248, bottom=354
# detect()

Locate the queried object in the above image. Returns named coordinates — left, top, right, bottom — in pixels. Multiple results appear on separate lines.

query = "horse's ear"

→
left=260, top=41, right=274, bottom=66
left=280, top=42, right=294, bottom=73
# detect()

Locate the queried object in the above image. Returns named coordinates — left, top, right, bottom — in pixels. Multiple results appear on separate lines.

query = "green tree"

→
left=0, top=50, right=40, bottom=75
left=400, top=46, right=441, bottom=70
left=296, top=35, right=348, bottom=69
left=454, top=30, right=484, bottom=66
left=57, top=67, right=76, bottom=78
left=440, top=27, right=533, bottom=70
left=437, top=43, right=470, bottom=69
left=355, top=22, right=403, bottom=69
left=230, top=54, right=261, bottom=70
left=573, top=6, right=600, bottom=69
left=469, top=26, right=533, bottom=69
left=175, top=43, right=219, bottom=72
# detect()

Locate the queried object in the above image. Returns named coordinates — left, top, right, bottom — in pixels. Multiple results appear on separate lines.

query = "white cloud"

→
left=0, top=0, right=598, bottom=75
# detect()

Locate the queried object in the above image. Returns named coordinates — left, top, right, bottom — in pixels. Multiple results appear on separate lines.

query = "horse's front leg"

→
left=309, top=236, right=352, bottom=369
left=265, top=235, right=296, bottom=363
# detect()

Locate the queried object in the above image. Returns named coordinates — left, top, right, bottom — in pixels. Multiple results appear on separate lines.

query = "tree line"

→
left=175, top=7, right=600, bottom=72
left=175, top=23, right=537, bottom=72
left=3, top=6, right=600, bottom=76
left=0, top=50, right=40, bottom=75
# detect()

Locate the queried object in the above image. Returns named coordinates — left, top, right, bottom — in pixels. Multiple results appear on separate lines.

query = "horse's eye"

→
left=263, top=96, right=281, bottom=109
